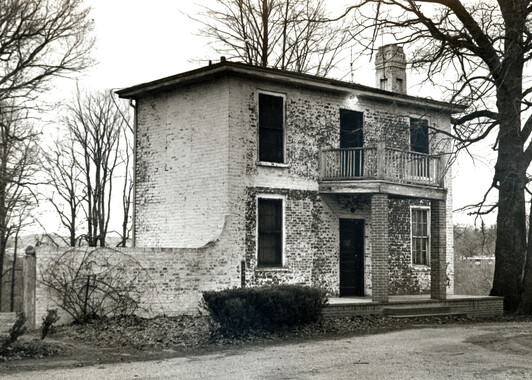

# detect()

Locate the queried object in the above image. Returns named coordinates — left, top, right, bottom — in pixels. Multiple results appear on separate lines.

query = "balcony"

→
left=319, top=143, right=447, bottom=199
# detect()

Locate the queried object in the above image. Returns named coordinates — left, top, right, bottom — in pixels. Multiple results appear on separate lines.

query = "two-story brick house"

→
left=117, top=44, right=464, bottom=303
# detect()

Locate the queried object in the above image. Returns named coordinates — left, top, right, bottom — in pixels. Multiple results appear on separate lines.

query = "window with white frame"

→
left=258, top=93, right=284, bottom=163
left=411, top=208, right=430, bottom=266
left=257, top=197, right=283, bottom=266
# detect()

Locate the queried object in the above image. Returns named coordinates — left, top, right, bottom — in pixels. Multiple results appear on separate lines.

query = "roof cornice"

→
left=116, top=61, right=467, bottom=114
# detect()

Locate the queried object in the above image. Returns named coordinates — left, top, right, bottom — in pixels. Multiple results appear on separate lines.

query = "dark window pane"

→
left=340, top=109, right=363, bottom=149
left=410, top=118, right=429, bottom=154
left=258, top=198, right=282, bottom=266
left=259, top=127, right=283, bottom=163
left=259, top=94, right=284, bottom=162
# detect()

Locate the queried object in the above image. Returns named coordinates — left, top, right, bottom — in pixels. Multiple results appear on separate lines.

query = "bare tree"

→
left=339, top=0, right=532, bottom=313
left=193, top=0, right=352, bottom=77
left=0, top=0, right=93, bottom=303
left=118, top=109, right=134, bottom=248
left=42, top=136, right=85, bottom=247
left=0, top=0, right=94, bottom=111
left=0, top=106, right=39, bottom=307
left=47, top=90, right=131, bottom=247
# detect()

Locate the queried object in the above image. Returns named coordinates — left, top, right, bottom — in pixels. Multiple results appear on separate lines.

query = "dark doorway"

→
left=339, top=219, right=365, bottom=297
left=340, top=110, right=364, bottom=177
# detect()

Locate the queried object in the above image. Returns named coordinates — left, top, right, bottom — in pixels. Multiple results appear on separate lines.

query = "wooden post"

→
left=376, top=142, right=386, bottom=180
left=23, top=246, right=36, bottom=329
left=438, top=155, right=445, bottom=187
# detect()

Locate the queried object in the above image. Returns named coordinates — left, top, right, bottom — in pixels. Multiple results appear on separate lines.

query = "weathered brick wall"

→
left=33, top=224, right=242, bottom=325
left=242, top=188, right=372, bottom=296
left=226, top=76, right=453, bottom=296
left=134, top=79, right=231, bottom=248
left=388, top=198, right=431, bottom=294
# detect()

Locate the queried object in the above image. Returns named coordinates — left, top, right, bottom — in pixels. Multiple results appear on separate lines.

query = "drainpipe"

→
left=129, top=98, right=137, bottom=247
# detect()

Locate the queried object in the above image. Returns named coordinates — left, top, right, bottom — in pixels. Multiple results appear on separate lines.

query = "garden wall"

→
left=33, top=228, right=242, bottom=326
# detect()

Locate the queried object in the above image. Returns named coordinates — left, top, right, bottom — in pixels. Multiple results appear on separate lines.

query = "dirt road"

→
left=3, top=321, right=532, bottom=379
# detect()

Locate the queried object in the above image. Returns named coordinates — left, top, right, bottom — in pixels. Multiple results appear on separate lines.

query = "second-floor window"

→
left=412, top=208, right=430, bottom=266
left=259, top=93, right=284, bottom=163
left=410, top=118, right=429, bottom=154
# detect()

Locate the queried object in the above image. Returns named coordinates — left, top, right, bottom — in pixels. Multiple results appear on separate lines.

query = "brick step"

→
left=383, top=305, right=451, bottom=316
left=0, top=312, right=17, bottom=334
left=388, top=312, right=466, bottom=319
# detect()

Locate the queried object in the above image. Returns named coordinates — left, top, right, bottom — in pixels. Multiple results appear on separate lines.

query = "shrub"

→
left=1, top=312, right=26, bottom=352
left=202, top=285, right=328, bottom=336
left=40, top=248, right=150, bottom=323
left=41, top=309, right=60, bottom=340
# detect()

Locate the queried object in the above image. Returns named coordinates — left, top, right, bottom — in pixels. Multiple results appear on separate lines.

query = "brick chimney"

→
left=375, top=44, right=407, bottom=94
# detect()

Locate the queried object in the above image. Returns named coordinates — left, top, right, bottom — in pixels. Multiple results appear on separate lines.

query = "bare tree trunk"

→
left=261, top=0, right=269, bottom=67
left=10, top=228, right=18, bottom=312
left=490, top=88, right=527, bottom=312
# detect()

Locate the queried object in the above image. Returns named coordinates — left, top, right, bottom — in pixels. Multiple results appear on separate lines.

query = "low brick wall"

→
left=0, top=312, right=17, bottom=335
left=323, top=296, right=504, bottom=319
left=34, top=240, right=242, bottom=326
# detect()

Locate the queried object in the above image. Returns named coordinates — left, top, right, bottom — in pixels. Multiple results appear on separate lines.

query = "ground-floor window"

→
left=258, top=198, right=283, bottom=266
left=411, top=207, right=430, bottom=266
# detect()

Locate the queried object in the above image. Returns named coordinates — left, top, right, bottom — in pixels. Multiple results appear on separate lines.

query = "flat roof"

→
left=116, top=60, right=467, bottom=113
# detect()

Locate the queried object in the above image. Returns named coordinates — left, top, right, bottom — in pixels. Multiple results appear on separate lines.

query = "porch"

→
left=324, top=295, right=504, bottom=319
left=318, top=143, right=447, bottom=200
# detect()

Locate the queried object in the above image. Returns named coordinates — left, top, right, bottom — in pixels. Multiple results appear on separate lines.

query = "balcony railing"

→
left=319, top=143, right=443, bottom=187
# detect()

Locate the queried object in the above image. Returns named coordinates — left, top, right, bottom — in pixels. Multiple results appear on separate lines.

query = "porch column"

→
left=371, top=193, right=389, bottom=302
left=430, top=200, right=447, bottom=300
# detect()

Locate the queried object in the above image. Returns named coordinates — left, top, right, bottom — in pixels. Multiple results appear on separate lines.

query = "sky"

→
left=43, top=0, right=497, bottom=232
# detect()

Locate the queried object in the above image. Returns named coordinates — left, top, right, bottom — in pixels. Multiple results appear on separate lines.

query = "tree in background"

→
left=0, top=0, right=94, bottom=306
left=42, top=136, right=85, bottom=247
left=194, top=0, right=352, bottom=77
left=45, top=90, right=132, bottom=247
left=0, top=107, right=38, bottom=308
left=454, top=223, right=496, bottom=296
left=0, top=0, right=93, bottom=111
left=340, top=0, right=532, bottom=313
left=454, top=223, right=496, bottom=259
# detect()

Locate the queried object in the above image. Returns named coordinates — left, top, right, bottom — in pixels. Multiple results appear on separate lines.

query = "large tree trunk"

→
left=490, top=88, right=527, bottom=312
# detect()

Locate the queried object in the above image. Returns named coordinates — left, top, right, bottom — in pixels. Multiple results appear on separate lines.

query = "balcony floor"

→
left=318, top=179, right=447, bottom=200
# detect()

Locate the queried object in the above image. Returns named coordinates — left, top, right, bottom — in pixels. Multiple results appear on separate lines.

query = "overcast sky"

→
left=44, top=0, right=497, bottom=230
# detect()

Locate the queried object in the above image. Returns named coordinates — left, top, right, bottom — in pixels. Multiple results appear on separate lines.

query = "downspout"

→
left=130, top=98, right=137, bottom=247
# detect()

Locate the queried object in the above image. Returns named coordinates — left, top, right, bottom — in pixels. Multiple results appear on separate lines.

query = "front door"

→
left=339, top=219, right=365, bottom=297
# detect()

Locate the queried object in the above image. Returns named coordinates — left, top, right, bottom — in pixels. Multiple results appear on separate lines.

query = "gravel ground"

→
left=3, top=320, right=532, bottom=379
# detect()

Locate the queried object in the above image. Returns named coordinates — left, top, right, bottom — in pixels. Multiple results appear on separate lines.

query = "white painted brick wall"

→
left=135, top=79, right=231, bottom=248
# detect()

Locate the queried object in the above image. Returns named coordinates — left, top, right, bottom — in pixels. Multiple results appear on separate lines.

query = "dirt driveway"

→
left=2, top=321, right=532, bottom=379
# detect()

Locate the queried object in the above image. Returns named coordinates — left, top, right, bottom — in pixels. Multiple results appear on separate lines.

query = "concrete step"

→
left=383, top=305, right=451, bottom=316
left=388, top=312, right=466, bottom=319
left=0, top=312, right=17, bottom=335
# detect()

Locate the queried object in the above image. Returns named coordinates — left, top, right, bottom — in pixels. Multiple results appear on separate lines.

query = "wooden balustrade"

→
left=319, top=144, right=442, bottom=187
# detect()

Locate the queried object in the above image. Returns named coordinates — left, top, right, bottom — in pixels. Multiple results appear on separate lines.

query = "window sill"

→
left=412, top=264, right=431, bottom=271
left=255, top=266, right=290, bottom=272
left=256, top=161, right=289, bottom=168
